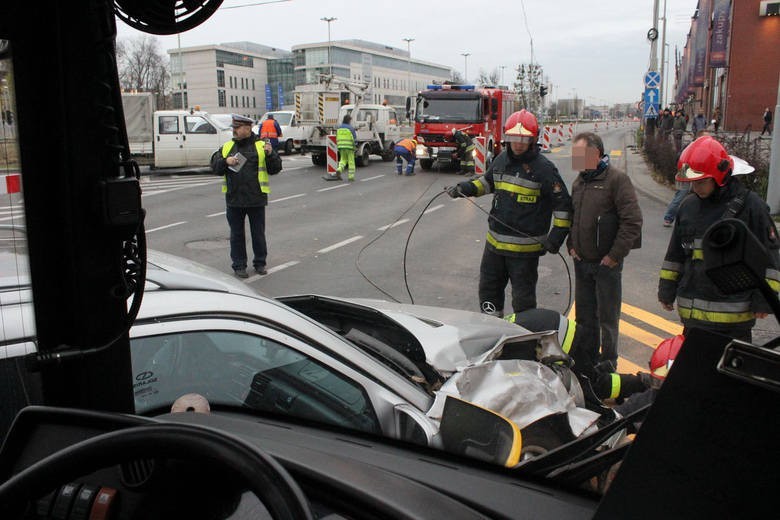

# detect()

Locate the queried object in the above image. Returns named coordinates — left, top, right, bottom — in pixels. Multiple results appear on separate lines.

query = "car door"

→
left=129, top=318, right=423, bottom=439
left=183, top=114, right=219, bottom=167
left=154, top=114, right=186, bottom=168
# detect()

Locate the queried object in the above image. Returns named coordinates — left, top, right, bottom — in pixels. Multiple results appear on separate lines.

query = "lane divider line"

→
left=146, top=221, right=187, bottom=233
left=378, top=219, right=409, bottom=231
left=271, top=193, right=306, bottom=203
left=245, top=260, right=300, bottom=281
left=206, top=211, right=226, bottom=218
left=621, top=302, right=683, bottom=336
left=317, top=184, right=350, bottom=192
left=317, top=235, right=364, bottom=254
left=361, top=175, right=384, bottom=182
left=423, top=204, right=444, bottom=214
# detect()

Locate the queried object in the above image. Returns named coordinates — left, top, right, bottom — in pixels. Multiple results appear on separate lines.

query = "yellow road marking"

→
left=617, top=357, right=645, bottom=374
left=619, top=319, right=664, bottom=349
left=609, top=149, right=623, bottom=157
left=621, top=302, right=683, bottom=336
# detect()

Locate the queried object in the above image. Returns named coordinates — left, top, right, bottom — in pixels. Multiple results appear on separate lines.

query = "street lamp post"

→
left=403, top=37, right=414, bottom=96
left=461, top=53, right=470, bottom=83
left=320, top=17, right=337, bottom=76
left=500, top=65, right=506, bottom=87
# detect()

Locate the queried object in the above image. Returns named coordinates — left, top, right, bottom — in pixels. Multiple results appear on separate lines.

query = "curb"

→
left=624, top=146, right=673, bottom=207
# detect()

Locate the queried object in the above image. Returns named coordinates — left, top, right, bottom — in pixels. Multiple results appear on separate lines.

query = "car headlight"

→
left=416, top=144, right=429, bottom=158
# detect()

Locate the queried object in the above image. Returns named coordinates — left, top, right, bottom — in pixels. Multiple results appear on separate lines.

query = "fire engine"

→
left=412, top=84, right=519, bottom=171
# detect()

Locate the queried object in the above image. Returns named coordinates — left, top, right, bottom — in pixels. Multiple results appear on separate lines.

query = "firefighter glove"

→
left=447, top=186, right=464, bottom=198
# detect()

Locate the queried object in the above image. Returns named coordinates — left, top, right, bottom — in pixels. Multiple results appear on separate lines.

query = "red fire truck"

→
left=412, top=84, right=519, bottom=171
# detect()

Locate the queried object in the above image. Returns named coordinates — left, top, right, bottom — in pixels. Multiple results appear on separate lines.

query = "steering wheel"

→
left=0, top=422, right=313, bottom=519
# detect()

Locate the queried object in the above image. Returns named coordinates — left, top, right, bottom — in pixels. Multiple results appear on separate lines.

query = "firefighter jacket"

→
left=336, top=124, right=356, bottom=150
left=212, top=134, right=282, bottom=207
left=453, top=131, right=475, bottom=166
left=567, top=161, right=643, bottom=263
left=455, top=145, right=572, bottom=257
left=260, top=119, right=281, bottom=139
left=658, top=180, right=780, bottom=332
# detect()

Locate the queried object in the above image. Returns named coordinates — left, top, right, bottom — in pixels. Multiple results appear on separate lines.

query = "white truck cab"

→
left=153, top=110, right=233, bottom=168
left=337, top=104, right=401, bottom=165
left=255, top=110, right=309, bottom=154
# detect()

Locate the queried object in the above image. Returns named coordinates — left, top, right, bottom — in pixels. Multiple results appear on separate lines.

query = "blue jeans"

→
left=226, top=205, right=267, bottom=271
left=574, top=259, right=623, bottom=369
left=394, top=146, right=415, bottom=174
left=663, top=186, right=690, bottom=222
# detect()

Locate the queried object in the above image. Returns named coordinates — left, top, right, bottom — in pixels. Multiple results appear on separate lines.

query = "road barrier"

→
left=0, top=174, right=21, bottom=194
left=474, top=136, right=486, bottom=175
left=567, top=122, right=574, bottom=140
left=540, top=126, right=551, bottom=153
left=557, top=123, right=565, bottom=145
left=323, top=135, right=340, bottom=180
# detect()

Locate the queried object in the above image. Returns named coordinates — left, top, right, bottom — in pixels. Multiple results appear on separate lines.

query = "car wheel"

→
left=355, top=146, right=370, bottom=167
left=311, top=154, right=326, bottom=166
left=284, top=139, right=294, bottom=154
left=420, top=159, right=433, bottom=171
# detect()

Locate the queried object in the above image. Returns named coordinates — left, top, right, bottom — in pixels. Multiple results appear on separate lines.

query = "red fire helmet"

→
left=676, top=136, right=733, bottom=186
left=503, top=110, right=539, bottom=143
left=650, top=334, right=685, bottom=380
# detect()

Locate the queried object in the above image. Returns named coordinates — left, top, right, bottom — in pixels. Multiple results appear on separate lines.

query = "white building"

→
left=168, top=41, right=293, bottom=121
left=291, top=40, right=451, bottom=108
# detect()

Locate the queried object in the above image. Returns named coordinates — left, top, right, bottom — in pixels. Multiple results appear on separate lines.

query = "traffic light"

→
left=539, top=85, right=548, bottom=98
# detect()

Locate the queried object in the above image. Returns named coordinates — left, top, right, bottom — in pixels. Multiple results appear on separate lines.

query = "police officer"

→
left=448, top=110, right=573, bottom=316
left=452, top=127, right=475, bottom=175
left=658, top=136, right=780, bottom=341
left=211, top=114, right=282, bottom=278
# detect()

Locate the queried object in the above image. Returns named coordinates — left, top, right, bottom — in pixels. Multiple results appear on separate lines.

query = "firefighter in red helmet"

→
left=447, top=110, right=573, bottom=316
left=658, top=136, right=780, bottom=341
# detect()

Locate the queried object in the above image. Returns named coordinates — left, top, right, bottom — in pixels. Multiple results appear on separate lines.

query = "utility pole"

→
left=645, top=0, right=660, bottom=141
left=765, top=74, right=780, bottom=213
left=659, top=0, right=667, bottom=108
left=403, top=37, right=414, bottom=97
left=320, top=17, right=337, bottom=76
left=177, top=33, right=184, bottom=109
left=461, top=53, right=470, bottom=83
left=500, top=65, right=506, bottom=87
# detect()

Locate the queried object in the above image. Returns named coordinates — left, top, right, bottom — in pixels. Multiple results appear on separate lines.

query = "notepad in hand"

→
left=228, top=152, right=247, bottom=172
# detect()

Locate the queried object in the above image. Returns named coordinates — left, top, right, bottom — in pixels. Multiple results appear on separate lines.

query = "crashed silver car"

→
left=1, top=236, right=599, bottom=461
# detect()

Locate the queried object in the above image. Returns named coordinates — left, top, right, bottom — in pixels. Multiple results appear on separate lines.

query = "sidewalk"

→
left=623, top=143, right=674, bottom=207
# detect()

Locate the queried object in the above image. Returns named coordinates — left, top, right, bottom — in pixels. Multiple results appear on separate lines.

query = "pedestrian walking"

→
left=672, top=109, right=687, bottom=152
left=447, top=110, right=572, bottom=316
left=691, top=110, right=707, bottom=135
left=394, top=138, right=417, bottom=176
left=659, top=136, right=780, bottom=342
left=260, top=113, right=283, bottom=152
left=761, top=107, right=773, bottom=136
left=659, top=108, right=673, bottom=142
left=211, top=114, right=282, bottom=278
left=568, top=132, right=643, bottom=372
left=335, top=114, right=357, bottom=181
left=663, top=129, right=711, bottom=227
left=712, top=107, right=721, bottom=133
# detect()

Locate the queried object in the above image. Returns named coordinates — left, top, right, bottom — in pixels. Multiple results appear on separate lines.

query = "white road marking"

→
left=245, top=260, right=300, bottom=281
left=317, top=184, right=350, bottom=192
left=317, top=235, right=364, bottom=253
left=146, top=221, right=187, bottom=233
left=206, top=211, right=226, bottom=218
left=424, top=204, right=444, bottom=214
left=360, top=175, right=384, bottom=182
left=270, top=193, right=306, bottom=203
left=378, top=219, right=409, bottom=231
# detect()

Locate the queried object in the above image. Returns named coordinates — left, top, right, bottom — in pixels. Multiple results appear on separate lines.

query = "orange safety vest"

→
left=260, top=119, right=279, bottom=139
left=397, top=139, right=416, bottom=153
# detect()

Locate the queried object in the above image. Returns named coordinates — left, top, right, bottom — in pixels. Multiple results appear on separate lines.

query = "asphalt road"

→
left=139, top=123, right=780, bottom=374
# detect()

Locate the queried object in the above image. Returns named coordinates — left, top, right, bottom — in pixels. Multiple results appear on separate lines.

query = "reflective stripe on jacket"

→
left=260, top=119, right=278, bottom=139
left=221, top=140, right=269, bottom=195
left=336, top=126, right=356, bottom=149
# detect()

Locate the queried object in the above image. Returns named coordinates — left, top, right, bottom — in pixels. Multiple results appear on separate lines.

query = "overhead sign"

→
left=644, top=71, right=661, bottom=88
left=643, top=87, right=659, bottom=119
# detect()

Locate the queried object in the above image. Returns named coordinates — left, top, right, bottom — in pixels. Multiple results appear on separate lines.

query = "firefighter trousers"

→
left=478, top=247, right=539, bottom=316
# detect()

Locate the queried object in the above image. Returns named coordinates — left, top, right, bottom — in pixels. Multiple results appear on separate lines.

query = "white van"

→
left=255, top=110, right=310, bottom=154
left=153, top=110, right=234, bottom=168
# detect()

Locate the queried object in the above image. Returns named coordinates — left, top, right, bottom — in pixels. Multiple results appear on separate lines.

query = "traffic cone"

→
left=556, top=123, right=564, bottom=145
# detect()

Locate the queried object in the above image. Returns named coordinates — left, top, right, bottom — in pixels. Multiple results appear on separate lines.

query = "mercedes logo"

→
left=481, top=301, right=498, bottom=314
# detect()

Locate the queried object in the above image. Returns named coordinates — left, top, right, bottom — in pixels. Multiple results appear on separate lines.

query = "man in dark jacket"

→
left=568, top=132, right=643, bottom=372
left=658, top=136, right=780, bottom=341
left=211, top=114, right=282, bottom=278
left=448, top=110, right=572, bottom=316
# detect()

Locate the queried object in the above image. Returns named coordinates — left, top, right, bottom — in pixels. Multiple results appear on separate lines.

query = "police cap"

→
left=231, top=114, right=254, bottom=128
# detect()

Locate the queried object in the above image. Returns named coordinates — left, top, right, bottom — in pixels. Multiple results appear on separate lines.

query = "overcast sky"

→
left=116, top=0, right=700, bottom=105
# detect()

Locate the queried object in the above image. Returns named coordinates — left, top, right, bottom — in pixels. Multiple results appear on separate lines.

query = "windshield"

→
left=4, top=1, right=776, bottom=507
left=416, top=96, right=481, bottom=123
left=265, top=112, right=292, bottom=125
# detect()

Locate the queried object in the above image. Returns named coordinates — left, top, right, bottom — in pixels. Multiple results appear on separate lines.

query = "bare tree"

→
left=116, top=35, right=169, bottom=107
left=513, top=63, right=543, bottom=115
left=476, top=68, right=500, bottom=87
left=450, top=70, right=464, bottom=84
